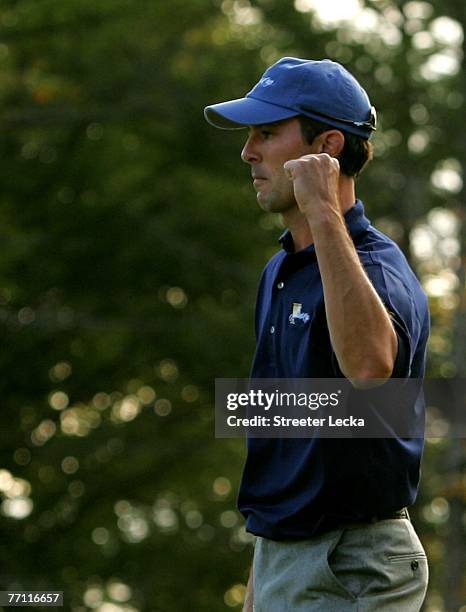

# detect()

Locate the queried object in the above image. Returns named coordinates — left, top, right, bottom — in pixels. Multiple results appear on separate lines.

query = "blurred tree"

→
left=0, top=0, right=464, bottom=610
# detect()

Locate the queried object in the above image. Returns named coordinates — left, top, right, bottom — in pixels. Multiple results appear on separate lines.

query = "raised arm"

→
left=284, top=153, right=397, bottom=387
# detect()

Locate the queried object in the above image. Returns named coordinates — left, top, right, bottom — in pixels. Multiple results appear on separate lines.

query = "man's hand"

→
left=242, top=565, right=254, bottom=612
left=283, top=153, right=341, bottom=222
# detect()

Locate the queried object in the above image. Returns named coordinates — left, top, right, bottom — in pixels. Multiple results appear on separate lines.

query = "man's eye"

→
left=261, top=130, right=272, bottom=139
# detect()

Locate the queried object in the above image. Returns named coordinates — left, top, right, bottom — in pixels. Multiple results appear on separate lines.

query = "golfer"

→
left=205, top=58, right=429, bottom=611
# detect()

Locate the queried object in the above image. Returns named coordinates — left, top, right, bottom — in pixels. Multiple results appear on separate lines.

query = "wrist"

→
left=305, top=203, right=345, bottom=234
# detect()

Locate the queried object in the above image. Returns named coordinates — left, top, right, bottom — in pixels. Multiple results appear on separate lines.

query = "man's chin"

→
left=256, top=193, right=292, bottom=214
left=256, top=191, right=277, bottom=211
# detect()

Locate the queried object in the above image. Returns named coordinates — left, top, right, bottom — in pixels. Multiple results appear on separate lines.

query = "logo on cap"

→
left=259, top=77, right=275, bottom=87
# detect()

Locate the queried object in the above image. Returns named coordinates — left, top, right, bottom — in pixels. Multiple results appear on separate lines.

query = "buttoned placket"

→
left=264, top=256, right=296, bottom=375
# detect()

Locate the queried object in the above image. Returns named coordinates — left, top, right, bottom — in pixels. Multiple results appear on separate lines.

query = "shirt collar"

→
left=278, top=200, right=370, bottom=254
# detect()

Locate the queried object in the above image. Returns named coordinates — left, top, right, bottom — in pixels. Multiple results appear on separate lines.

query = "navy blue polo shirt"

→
left=237, top=200, right=430, bottom=540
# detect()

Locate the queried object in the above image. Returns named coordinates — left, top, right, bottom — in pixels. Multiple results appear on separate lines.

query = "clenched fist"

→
left=283, top=153, right=341, bottom=221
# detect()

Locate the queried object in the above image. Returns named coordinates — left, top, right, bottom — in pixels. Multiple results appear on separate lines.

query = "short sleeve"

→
left=330, top=261, right=427, bottom=379
left=363, top=263, right=426, bottom=379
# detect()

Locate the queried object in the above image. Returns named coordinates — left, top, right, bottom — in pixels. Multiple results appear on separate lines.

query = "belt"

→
left=369, top=507, right=410, bottom=523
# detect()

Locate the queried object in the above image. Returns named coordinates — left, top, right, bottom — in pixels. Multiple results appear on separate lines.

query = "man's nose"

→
left=241, top=136, right=261, bottom=164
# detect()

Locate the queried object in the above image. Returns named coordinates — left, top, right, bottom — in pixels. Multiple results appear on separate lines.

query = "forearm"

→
left=311, top=212, right=397, bottom=384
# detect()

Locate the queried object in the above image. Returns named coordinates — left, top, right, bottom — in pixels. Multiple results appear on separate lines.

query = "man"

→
left=204, top=58, right=430, bottom=611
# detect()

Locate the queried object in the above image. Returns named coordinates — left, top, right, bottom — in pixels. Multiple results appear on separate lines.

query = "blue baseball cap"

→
left=204, top=57, right=376, bottom=140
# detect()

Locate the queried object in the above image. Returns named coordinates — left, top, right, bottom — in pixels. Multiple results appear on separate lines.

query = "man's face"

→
left=241, top=117, right=316, bottom=213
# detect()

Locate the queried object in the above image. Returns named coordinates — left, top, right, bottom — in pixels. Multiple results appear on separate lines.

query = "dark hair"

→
left=298, top=116, right=373, bottom=178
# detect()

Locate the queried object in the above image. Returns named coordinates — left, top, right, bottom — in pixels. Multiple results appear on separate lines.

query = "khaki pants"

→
left=253, top=519, right=428, bottom=611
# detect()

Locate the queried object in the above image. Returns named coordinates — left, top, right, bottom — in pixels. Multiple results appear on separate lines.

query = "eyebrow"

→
left=256, top=121, right=283, bottom=128
left=248, top=121, right=282, bottom=132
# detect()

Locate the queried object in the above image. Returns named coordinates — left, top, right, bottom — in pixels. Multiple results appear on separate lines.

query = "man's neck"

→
left=281, top=175, right=356, bottom=252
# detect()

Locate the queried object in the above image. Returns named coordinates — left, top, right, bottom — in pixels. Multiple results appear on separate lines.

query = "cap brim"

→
left=204, top=96, right=299, bottom=130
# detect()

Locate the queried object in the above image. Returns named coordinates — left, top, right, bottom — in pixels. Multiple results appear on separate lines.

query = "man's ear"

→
left=318, top=130, right=345, bottom=157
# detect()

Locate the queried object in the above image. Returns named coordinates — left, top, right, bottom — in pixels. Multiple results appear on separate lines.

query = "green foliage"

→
left=0, top=0, right=464, bottom=610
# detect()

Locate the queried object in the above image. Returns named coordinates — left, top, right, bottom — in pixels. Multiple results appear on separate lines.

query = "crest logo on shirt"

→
left=288, top=302, right=310, bottom=326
